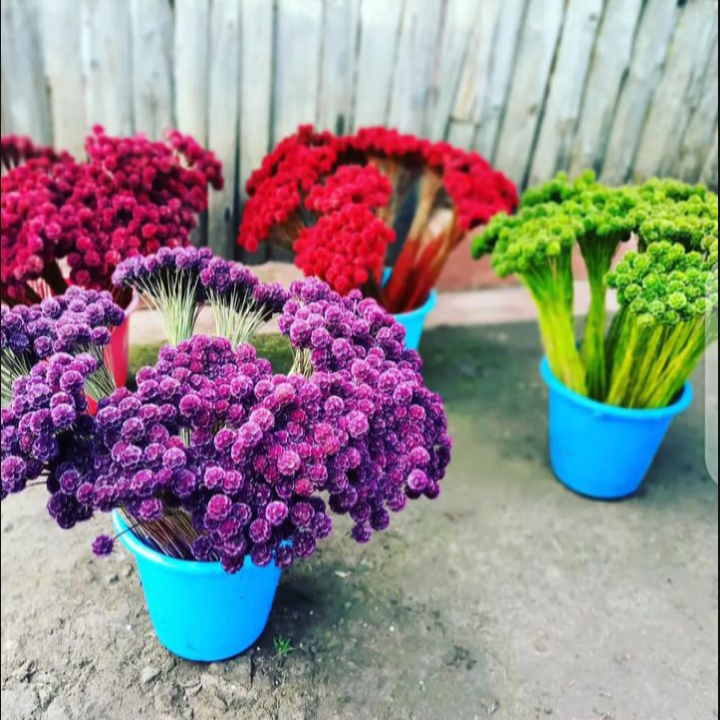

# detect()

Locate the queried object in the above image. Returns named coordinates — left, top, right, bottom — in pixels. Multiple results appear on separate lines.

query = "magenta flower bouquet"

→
left=1, top=251, right=452, bottom=659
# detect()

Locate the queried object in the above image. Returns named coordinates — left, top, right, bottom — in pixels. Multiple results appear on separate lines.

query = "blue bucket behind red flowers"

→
left=382, top=268, right=437, bottom=352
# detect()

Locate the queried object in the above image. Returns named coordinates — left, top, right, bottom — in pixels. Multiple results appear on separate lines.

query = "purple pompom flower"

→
left=92, top=535, right=115, bottom=557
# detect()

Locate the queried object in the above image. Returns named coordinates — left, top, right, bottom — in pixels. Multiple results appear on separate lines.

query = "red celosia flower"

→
left=237, top=124, right=518, bottom=313
left=304, top=164, right=392, bottom=214
left=246, top=125, right=336, bottom=196
left=338, top=126, right=429, bottom=163
left=294, top=205, right=395, bottom=296
left=443, top=152, right=520, bottom=231
left=240, top=126, right=338, bottom=252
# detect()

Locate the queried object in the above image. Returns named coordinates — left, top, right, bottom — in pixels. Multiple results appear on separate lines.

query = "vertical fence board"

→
left=174, top=0, right=209, bottom=144
left=634, top=0, right=718, bottom=181
left=208, top=0, right=242, bottom=257
left=494, top=0, right=565, bottom=187
left=239, top=0, right=273, bottom=200
left=601, top=0, right=680, bottom=185
left=238, top=0, right=274, bottom=262
left=677, top=42, right=719, bottom=184
left=529, top=0, right=603, bottom=185
left=446, top=0, right=500, bottom=148
left=474, top=0, right=527, bottom=160
left=274, top=0, right=323, bottom=142
left=81, top=0, right=133, bottom=136
left=317, top=0, right=361, bottom=135
left=129, top=0, right=174, bottom=141
left=387, top=0, right=444, bottom=137
left=430, top=0, right=480, bottom=141
left=1, top=0, right=52, bottom=143
left=569, top=0, right=643, bottom=178
left=701, top=127, right=719, bottom=191
left=1, top=0, right=717, bottom=251
left=38, top=0, right=87, bottom=155
left=1, top=67, right=9, bottom=137
left=353, top=0, right=405, bottom=130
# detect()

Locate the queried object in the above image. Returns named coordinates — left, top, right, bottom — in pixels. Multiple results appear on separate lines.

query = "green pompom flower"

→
left=473, top=173, right=718, bottom=408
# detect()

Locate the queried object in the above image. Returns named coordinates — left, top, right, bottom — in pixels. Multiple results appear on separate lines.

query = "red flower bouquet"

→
left=1, top=128, right=224, bottom=308
left=238, top=126, right=518, bottom=314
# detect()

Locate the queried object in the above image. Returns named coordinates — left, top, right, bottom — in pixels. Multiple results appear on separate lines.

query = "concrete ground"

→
left=1, top=317, right=718, bottom=720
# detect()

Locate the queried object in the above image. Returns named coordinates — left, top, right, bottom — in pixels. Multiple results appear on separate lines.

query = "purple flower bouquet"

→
left=1, top=249, right=452, bottom=660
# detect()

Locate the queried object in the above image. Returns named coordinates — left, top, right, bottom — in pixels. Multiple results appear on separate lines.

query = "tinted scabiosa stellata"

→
left=1, top=352, right=96, bottom=525
left=113, top=247, right=213, bottom=345
left=2, top=258, right=452, bottom=575
left=199, top=258, right=290, bottom=347
left=1, top=287, right=125, bottom=404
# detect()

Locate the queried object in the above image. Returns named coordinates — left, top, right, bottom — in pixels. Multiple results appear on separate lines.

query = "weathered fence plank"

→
left=634, top=0, right=719, bottom=181
left=388, top=0, right=444, bottom=137
left=129, top=0, right=174, bottom=141
left=494, top=0, right=565, bottom=186
left=353, top=0, right=405, bottom=130
left=1, top=0, right=52, bottom=143
left=677, top=41, right=719, bottom=184
left=701, top=127, right=719, bottom=191
left=208, top=0, right=242, bottom=257
left=474, top=0, right=527, bottom=160
left=430, top=0, right=480, bottom=142
left=274, top=0, right=324, bottom=142
left=1, top=0, right=716, bottom=259
left=529, top=0, right=604, bottom=185
left=80, top=0, right=133, bottom=136
left=238, top=0, right=274, bottom=262
left=569, top=0, right=644, bottom=178
left=445, top=0, right=500, bottom=149
left=174, top=0, right=210, bottom=145
left=238, top=0, right=273, bottom=200
left=38, top=0, right=87, bottom=155
left=1, top=67, right=9, bottom=137
left=601, top=0, right=680, bottom=185
left=317, top=0, right=361, bottom=135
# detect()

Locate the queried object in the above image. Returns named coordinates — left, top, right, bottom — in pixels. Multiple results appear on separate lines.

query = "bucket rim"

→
left=540, top=358, right=694, bottom=421
left=112, top=510, right=230, bottom=576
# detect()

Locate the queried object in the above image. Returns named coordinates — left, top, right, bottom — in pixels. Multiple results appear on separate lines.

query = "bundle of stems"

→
left=473, top=173, right=718, bottom=409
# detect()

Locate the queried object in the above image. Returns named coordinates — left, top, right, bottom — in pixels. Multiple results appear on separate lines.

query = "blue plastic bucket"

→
left=540, top=359, right=694, bottom=500
left=383, top=270, right=438, bottom=351
left=113, top=511, right=282, bottom=662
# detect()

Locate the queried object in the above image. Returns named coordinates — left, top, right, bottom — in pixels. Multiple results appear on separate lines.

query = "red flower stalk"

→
left=238, top=126, right=518, bottom=313
left=1, top=127, right=224, bottom=308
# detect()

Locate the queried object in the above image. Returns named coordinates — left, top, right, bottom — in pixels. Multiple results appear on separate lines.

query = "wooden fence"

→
left=1, top=0, right=718, bottom=260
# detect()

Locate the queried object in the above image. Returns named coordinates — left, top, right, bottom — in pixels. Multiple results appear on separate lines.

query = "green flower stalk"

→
left=473, top=172, right=718, bottom=409
left=607, top=241, right=718, bottom=409
left=475, top=203, right=587, bottom=395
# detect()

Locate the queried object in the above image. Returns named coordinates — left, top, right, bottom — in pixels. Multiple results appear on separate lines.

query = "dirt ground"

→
left=2, top=323, right=718, bottom=720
